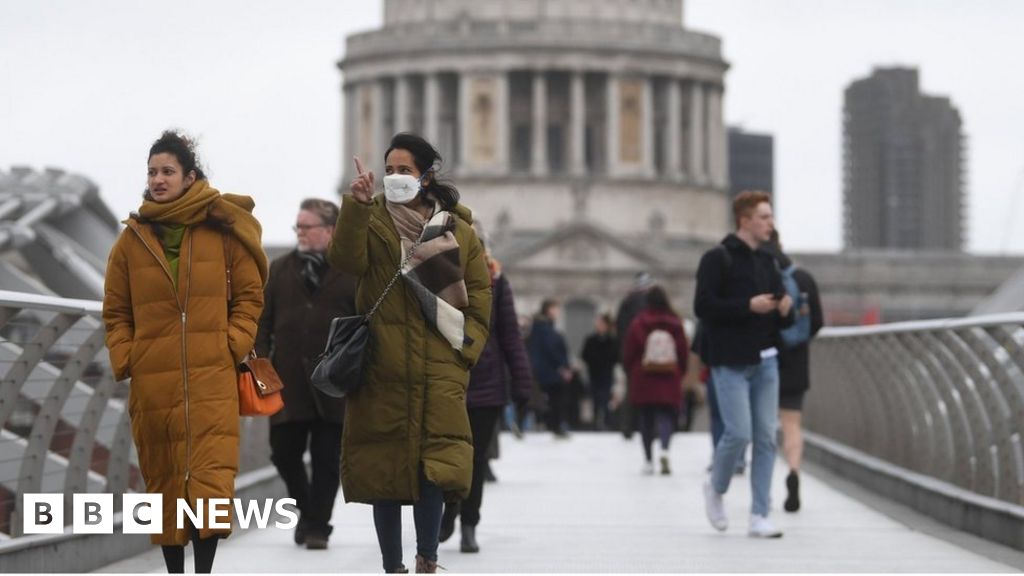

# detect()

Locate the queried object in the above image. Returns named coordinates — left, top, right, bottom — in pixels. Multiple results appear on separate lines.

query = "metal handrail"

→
left=807, top=312, right=1024, bottom=505
left=0, top=290, right=272, bottom=540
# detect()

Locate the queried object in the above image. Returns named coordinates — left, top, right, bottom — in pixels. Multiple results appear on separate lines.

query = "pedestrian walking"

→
left=328, top=133, right=492, bottom=573
left=623, top=286, right=688, bottom=475
left=694, top=190, right=793, bottom=539
left=527, top=299, right=573, bottom=438
left=439, top=224, right=533, bottom=554
left=255, top=198, right=356, bottom=549
left=616, top=272, right=654, bottom=438
left=103, top=130, right=268, bottom=573
left=765, top=231, right=824, bottom=513
left=581, top=313, right=619, bottom=430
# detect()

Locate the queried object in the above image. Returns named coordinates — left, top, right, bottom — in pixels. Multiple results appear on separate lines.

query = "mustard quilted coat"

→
left=103, top=199, right=265, bottom=545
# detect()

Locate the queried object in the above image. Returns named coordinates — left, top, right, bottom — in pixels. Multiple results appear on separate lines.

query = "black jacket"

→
left=778, top=267, right=825, bottom=396
left=255, top=250, right=357, bottom=425
left=527, top=316, right=570, bottom=387
left=694, top=234, right=793, bottom=367
left=581, top=332, right=619, bottom=387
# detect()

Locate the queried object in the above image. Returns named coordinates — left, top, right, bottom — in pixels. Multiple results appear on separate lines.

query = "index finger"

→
left=353, top=156, right=366, bottom=176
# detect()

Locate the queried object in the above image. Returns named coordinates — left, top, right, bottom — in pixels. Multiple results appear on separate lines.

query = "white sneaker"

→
left=748, top=514, right=783, bottom=538
left=703, top=480, right=728, bottom=531
left=642, top=461, right=655, bottom=475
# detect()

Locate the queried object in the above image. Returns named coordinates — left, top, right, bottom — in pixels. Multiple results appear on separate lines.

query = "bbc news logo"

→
left=23, top=494, right=298, bottom=534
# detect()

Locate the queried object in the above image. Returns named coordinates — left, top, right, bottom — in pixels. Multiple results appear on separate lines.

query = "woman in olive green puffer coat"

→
left=328, top=133, right=491, bottom=573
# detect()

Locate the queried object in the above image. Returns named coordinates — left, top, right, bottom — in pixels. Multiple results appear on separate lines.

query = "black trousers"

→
left=544, top=384, right=571, bottom=434
left=444, top=406, right=502, bottom=527
left=269, top=419, right=343, bottom=534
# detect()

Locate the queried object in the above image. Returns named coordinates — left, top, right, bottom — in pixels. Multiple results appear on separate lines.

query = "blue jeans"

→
left=710, top=357, right=779, bottom=516
left=707, top=371, right=724, bottom=449
left=373, top=469, right=444, bottom=572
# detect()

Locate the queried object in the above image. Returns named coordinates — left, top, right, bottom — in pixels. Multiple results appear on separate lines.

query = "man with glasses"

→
left=255, top=198, right=356, bottom=549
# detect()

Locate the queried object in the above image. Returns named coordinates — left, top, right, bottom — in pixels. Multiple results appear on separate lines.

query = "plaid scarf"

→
left=295, top=249, right=327, bottom=293
left=387, top=202, right=471, bottom=351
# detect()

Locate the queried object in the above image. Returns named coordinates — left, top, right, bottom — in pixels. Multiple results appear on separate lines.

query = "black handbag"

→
left=311, top=239, right=422, bottom=399
left=310, top=315, right=370, bottom=398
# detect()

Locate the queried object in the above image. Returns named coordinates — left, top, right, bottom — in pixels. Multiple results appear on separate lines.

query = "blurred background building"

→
left=843, top=67, right=965, bottom=251
left=728, top=127, right=774, bottom=201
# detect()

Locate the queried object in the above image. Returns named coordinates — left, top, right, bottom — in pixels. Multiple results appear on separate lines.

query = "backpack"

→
left=778, top=264, right=811, bottom=348
left=642, top=327, right=678, bottom=373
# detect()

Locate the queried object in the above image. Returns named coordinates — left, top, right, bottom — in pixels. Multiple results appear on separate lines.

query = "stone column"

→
left=458, top=72, right=471, bottom=175
left=688, top=80, right=706, bottom=185
left=531, top=70, right=548, bottom=177
left=666, top=78, right=682, bottom=180
left=707, top=85, right=728, bottom=189
left=569, top=71, right=586, bottom=176
left=606, top=73, right=620, bottom=177
left=642, top=75, right=655, bottom=178
left=354, top=80, right=384, bottom=172
left=374, top=79, right=388, bottom=163
left=424, top=72, right=440, bottom=144
left=394, top=74, right=410, bottom=134
left=495, top=71, right=510, bottom=173
left=342, top=82, right=357, bottom=185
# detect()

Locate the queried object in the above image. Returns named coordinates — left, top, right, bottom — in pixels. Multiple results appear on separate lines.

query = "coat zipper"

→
left=126, top=223, right=193, bottom=488
left=181, top=231, right=194, bottom=486
left=368, top=215, right=418, bottom=497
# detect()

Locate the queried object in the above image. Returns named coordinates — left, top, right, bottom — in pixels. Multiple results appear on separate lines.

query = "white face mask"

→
left=383, top=174, right=423, bottom=204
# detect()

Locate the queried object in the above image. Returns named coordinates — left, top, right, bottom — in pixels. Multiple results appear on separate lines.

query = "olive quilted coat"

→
left=327, top=194, right=491, bottom=503
left=102, top=191, right=265, bottom=545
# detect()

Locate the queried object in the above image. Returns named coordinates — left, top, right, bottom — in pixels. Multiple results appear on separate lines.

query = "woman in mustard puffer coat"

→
left=103, top=131, right=267, bottom=573
left=329, top=133, right=491, bottom=574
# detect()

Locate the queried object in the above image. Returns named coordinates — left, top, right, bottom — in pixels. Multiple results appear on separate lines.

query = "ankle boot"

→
left=460, top=524, right=479, bottom=553
left=415, top=555, right=437, bottom=574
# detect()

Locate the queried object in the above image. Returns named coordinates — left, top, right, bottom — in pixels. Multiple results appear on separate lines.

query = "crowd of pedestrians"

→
left=101, top=129, right=822, bottom=573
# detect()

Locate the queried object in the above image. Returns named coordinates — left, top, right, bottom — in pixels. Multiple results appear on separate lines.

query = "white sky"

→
left=2, top=1, right=1022, bottom=252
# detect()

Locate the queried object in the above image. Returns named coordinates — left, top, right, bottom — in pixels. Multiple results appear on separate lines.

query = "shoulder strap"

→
left=365, top=237, right=424, bottom=320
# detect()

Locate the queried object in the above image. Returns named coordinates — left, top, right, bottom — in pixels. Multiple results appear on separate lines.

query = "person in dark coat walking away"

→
left=581, top=313, right=619, bottom=431
left=616, top=272, right=654, bottom=438
left=439, top=224, right=533, bottom=553
left=765, top=231, right=824, bottom=513
left=527, top=299, right=573, bottom=438
left=623, top=286, right=688, bottom=475
left=255, top=198, right=356, bottom=550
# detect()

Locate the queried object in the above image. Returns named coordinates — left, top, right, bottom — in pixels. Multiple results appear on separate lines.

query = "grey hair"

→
left=299, top=198, right=339, bottom=227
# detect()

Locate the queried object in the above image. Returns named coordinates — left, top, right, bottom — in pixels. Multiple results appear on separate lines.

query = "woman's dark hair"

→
left=766, top=229, right=793, bottom=268
left=384, top=132, right=460, bottom=210
left=148, top=130, right=206, bottom=181
left=646, top=285, right=676, bottom=315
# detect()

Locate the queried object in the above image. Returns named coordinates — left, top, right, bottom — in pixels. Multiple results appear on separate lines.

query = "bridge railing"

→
left=0, top=289, right=272, bottom=541
left=806, top=313, right=1024, bottom=507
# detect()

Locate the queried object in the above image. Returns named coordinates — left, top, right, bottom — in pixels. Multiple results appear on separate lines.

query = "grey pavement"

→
left=99, top=433, right=1019, bottom=573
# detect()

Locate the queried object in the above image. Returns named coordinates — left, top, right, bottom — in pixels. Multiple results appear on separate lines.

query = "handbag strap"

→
left=365, top=238, right=423, bottom=320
